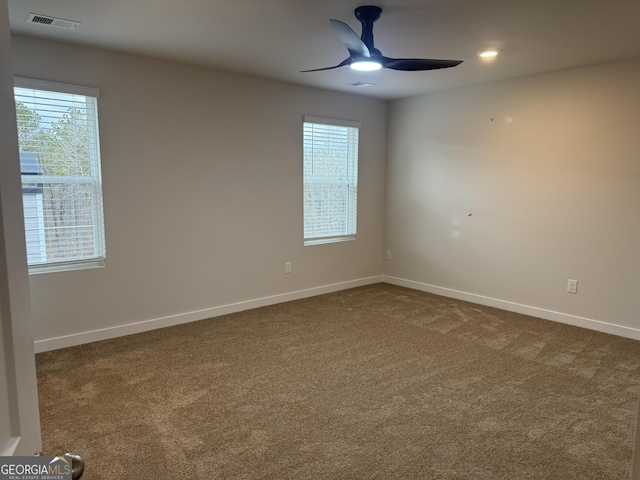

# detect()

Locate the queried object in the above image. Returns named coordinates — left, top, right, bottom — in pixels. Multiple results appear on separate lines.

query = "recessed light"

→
left=478, top=50, right=499, bottom=58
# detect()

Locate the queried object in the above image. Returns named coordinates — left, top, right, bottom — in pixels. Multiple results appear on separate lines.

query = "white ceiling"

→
left=7, top=0, right=640, bottom=100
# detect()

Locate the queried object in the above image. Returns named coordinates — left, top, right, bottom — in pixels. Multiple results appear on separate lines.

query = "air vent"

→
left=26, top=13, right=80, bottom=30
left=347, top=82, right=376, bottom=88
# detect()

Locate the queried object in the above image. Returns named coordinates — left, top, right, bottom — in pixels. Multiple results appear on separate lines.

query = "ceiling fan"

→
left=302, top=5, right=462, bottom=73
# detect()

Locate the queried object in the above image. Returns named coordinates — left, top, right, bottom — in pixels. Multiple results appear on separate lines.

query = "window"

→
left=14, top=77, right=105, bottom=273
left=303, top=116, right=359, bottom=246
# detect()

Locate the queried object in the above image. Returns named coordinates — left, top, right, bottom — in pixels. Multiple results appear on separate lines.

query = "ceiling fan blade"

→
left=300, top=65, right=343, bottom=73
left=329, top=19, right=371, bottom=58
left=300, top=58, right=352, bottom=73
left=382, top=58, right=463, bottom=71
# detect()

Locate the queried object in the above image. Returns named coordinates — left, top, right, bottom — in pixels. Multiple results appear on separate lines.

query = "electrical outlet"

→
left=285, top=262, right=292, bottom=274
left=567, top=279, right=578, bottom=294
left=385, top=250, right=391, bottom=260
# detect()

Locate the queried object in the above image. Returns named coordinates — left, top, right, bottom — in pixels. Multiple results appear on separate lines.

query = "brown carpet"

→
left=36, top=283, right=640, bottom=479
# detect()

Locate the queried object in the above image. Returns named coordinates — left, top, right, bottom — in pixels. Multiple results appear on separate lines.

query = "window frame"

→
left=13, top=76, right=106, bottom=274
left=303, top=115, right=360, bottom=246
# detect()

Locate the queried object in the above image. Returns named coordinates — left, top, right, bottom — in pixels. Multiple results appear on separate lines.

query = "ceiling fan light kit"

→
left=302, top=5, right=462, bottom=73
left=350, top=60, right=382, bottom=71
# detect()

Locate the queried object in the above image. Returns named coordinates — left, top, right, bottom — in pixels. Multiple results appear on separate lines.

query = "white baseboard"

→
left=35, top=274, right=640, bottom=353
left=384, top=275, right=640, bottom=341
left=34, top=275, right=384, bottom=353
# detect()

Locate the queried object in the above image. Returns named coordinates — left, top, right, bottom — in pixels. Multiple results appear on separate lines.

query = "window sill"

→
left=304, top=236, right=355, bottom=246
left=28, top=259, right=106, bottom=275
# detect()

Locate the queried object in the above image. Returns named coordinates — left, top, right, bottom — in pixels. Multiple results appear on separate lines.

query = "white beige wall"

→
left=10, top=36, right=387, bottom=350
left=12, top=34, right=640, bottom=347
left=0, top=3, right=41, bottom=453
left=385, top=57, right=640, bottom=337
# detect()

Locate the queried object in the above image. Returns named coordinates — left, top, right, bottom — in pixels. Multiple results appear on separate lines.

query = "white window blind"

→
left=303, top=116, right=359, bottom=245
left=14, top=77, right=106, bottom=273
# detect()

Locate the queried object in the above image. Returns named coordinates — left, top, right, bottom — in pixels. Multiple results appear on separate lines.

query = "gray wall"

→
left=385, top=57, right=640, bottom=335
left=10, top=36, right=387, bottom=349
